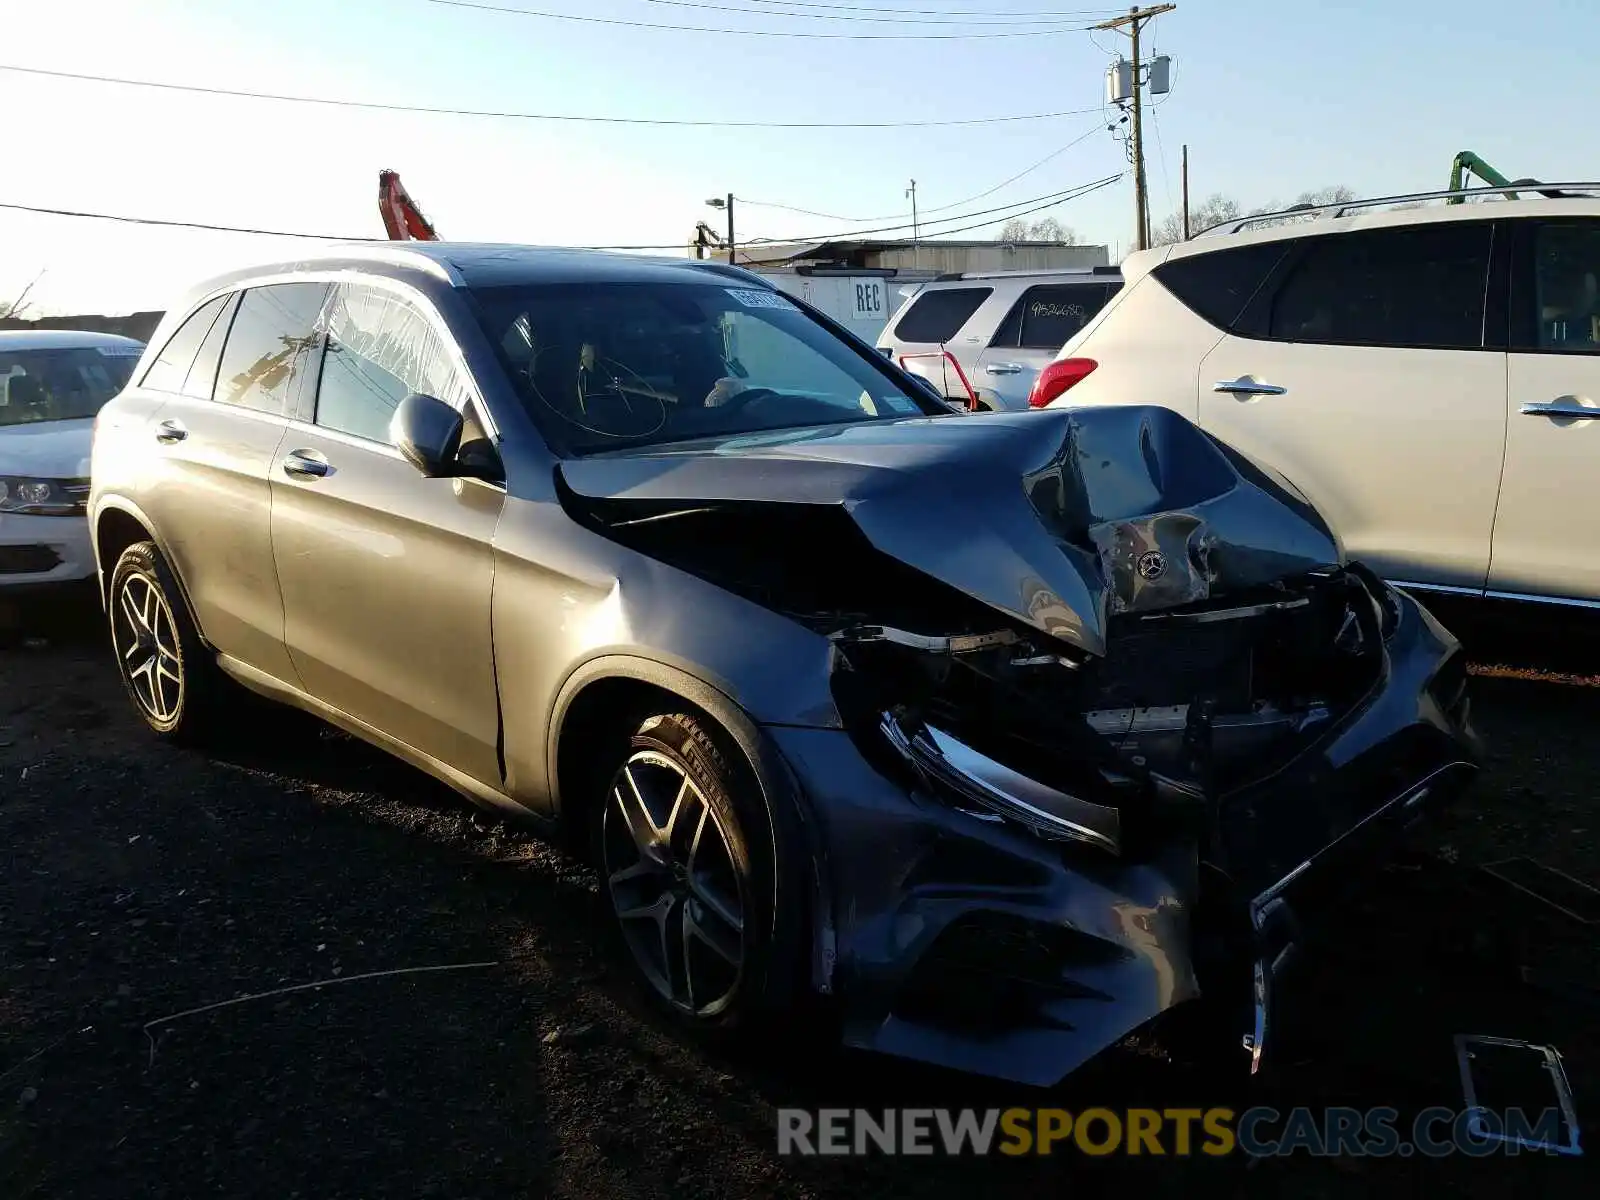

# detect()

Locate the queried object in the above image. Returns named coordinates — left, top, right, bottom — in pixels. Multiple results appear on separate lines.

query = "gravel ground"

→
left=1, top=590, right=1596, bottom=1198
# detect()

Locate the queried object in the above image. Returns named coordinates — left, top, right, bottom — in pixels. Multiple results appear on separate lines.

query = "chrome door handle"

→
left=984, top=362, right=1025, bottom=375
left=154, top=419, right=188, bottom=443
left=1520, top=399, right=1600, bottom=420
left=1214, top=376, right=1288, bottom=397
left=281, top=449, right=330, bottom=479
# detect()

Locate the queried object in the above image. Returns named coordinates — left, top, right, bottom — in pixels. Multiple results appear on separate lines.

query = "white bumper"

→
left=0, top=512, right=95, bottom=588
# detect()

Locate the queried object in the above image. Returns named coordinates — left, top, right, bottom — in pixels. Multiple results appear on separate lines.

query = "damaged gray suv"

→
left=90, top=244, right=1478, bottom=1085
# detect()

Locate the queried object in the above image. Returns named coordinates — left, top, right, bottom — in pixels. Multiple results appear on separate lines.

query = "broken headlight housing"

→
left=1346, top=563, right=1401, bottom=640
left=0, top=477, right=89, bottom=517
left=879, top=709, right=1123, bottom=854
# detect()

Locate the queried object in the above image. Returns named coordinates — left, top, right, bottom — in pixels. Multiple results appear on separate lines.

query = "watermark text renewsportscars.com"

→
left=776, top=1106, right=1576, bottom=1158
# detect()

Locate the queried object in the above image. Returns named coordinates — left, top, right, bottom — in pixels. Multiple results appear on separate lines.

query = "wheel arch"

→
left=92, top=499, right=207, bottom=645
left=548, top=655, right=829, bottom=1003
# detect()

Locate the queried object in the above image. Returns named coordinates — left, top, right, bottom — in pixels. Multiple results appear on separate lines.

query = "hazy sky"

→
left=3, top=0, right=1597, bottom=315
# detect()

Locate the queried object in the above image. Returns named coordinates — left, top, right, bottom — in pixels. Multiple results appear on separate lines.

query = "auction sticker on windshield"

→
left=725, top=288, right=799, bottom=312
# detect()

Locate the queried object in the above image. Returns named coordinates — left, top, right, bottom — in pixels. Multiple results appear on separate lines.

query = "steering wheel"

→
left=706, top=385, right=781, bottom=415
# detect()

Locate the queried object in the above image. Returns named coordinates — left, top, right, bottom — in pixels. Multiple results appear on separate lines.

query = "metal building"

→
left=725, top=238, right=1111, bottom=341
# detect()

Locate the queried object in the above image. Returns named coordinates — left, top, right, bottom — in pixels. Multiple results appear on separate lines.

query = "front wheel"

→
left=596, top=711, right=800, bottom=1032
left=107, top=541, right=228, bottom=743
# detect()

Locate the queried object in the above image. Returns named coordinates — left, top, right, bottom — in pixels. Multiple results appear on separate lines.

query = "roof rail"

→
left=932, top=265, right=1116, bottom=282
left=1195, top=181, right=1600, bottom=238
left=337, top=242, right=465, bottom=285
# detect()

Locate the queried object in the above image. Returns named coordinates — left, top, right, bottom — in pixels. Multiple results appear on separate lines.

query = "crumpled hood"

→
left=0, top=418, right=94, bottom=479
left=559, top=406, right=1342, bottom=656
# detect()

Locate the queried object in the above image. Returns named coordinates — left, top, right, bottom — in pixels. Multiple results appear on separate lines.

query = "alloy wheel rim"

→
left=114, top=573, right=183, bottom=725
left=602, top=749, right=746, bottom=1017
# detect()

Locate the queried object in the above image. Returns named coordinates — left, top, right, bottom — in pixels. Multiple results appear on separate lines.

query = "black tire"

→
left=107, top=541, right=230, bottom=744
left=593, top=710, right=803, bottom=1035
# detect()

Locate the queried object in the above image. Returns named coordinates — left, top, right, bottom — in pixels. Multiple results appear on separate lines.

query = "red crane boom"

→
left=378, top=170, right=440, bottom=241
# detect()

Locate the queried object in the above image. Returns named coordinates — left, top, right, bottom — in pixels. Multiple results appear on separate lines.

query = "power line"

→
left=0, top=194, right=687, bottom=249
left=924, top=123, right=1110, bottom=212
left=0, top=200, right=370, bottom=241
left=0, top=168, right=1121, bottom=257
left=738, top=0, right=1116, bottom=14
left=743, top=184, right=1099, bottom=243
left=429, top=0, right=1095, bottom=38
left=735, top=198, right=875, bottom=222
left=591, top=175, right=1116, bottom=249
left=638, top=0, right=1095, bottom=24
left=0, top=176, right=1119, bottom=255
left=885, top=174, right=1121, bottom=236
left=743, top=174, right=1124, bottom=244
left=0, top=195, right=672, bottom=250
left=739, top=119, right=1108, bottom=224
left=1149, top=99, right=1174, bottom=219
left=0, top=62, right=1099, bottom=130
left=736, top=174, right=1122, bottom=259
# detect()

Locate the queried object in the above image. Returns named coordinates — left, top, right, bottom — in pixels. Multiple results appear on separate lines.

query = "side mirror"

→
left=907, top=374, right=944, bottom=403
left=391, top=392, right=464, bottom=477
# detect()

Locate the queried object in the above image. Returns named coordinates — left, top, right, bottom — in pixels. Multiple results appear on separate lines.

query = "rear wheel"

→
left=595, top=711, right=798, bottom=1032
left=108, top=541, right=228, bottom=744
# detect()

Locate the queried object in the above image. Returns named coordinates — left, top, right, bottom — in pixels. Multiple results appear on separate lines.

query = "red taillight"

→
left=1028, top=357, right=1098, bottom=408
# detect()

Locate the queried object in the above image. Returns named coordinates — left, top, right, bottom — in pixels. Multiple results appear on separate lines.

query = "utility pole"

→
left=1094, top=4, right=1174, bottom=252
left=1181, top=143, right=1190, bottom=240
left=906, top=179, right=920, bottom=268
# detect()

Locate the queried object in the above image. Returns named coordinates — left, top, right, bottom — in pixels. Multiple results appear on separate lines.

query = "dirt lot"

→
left=1, top=591, right=1596, bottom=1198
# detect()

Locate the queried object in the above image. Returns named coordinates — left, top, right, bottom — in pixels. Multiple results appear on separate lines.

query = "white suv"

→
left=2, top=330, right=144, bottom=591
left=877, top=267, right=1121, bottom=411
left=1038, top=188, right=1600, bottom=610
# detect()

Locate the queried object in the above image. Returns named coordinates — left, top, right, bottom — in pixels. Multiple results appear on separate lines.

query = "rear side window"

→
left=141, top=295, right=230, bottom=394
left=216, top=283, right=330, bottom=415
left=891, top=286, right=992, bottom=343
left=1266, top=223, right=1492, bottom=350
left=1528, top=222, right=1600, bottom=352
left=1154, top=243, right=1288, bottom=332
left=314, top=284, right=471, bottom=443
left=184, top=292, right=239, bottom=401
left=997, top=283, right=1118, bottom=350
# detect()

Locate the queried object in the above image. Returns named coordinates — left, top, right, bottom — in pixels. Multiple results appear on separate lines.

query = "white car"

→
left=1035, top=187, right=1600, bottom=610
left=1, top=330, right=144, bottom=590
left=877, top=267, right=1121, bottom=411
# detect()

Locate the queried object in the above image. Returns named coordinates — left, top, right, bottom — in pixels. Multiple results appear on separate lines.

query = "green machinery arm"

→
left=1448, top=151, right=1514, bottom=198
left=1447, top=151, right=1567, bottom=205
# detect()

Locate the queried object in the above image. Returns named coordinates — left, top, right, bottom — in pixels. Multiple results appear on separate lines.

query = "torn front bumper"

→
left=764, top=586, right=1478, bottom=1087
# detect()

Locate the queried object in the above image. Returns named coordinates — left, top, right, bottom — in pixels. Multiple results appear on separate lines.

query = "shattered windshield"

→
left=0, top=346, right=139, bottom=426
left=470, top=281, right=938, bottom=454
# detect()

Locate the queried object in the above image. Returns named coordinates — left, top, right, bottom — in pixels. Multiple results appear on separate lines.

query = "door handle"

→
left=281, top=449, right=330, bottom=479
left=984, top=362, right=1025, bottom=375
left=1214, top=375, right=1288, bottom=397
left=154, top=419, right=188, bottom=443
left=1520, top=399, right=1600, bottom=420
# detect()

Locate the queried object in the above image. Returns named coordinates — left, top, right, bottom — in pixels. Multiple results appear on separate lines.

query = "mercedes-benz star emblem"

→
left=1135, top=550, right=1167, bottom=582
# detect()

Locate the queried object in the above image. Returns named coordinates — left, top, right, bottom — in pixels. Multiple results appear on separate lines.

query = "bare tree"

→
left=1152, top=186, right=1358, bottom=245
left=0, top=272, right=43, bottom=321
left=1292, top=185, right=1357, bottom=208
left=1152, top=194, right=1242, bottom=244
left=997, top=216, right=1078, bottom=243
